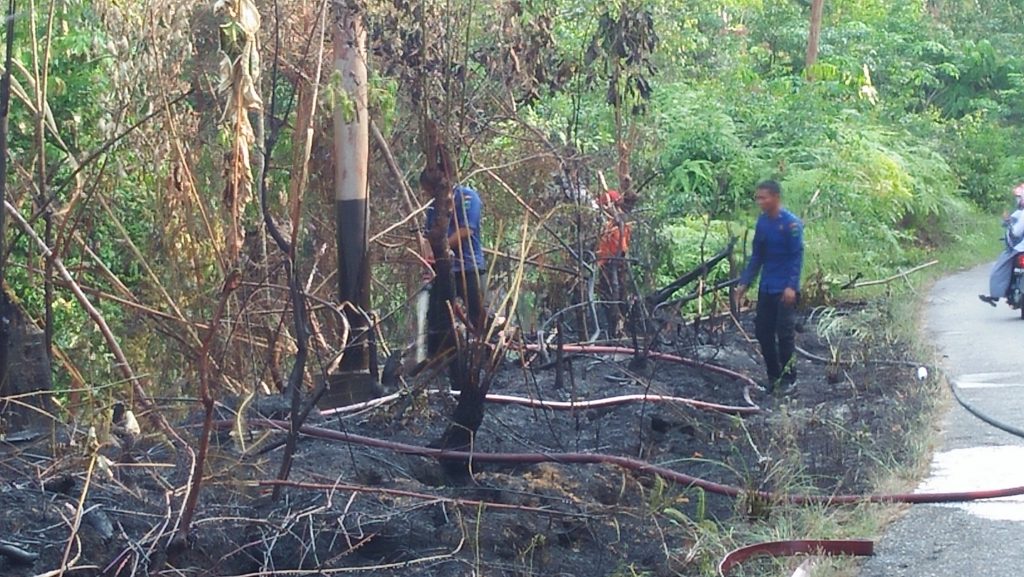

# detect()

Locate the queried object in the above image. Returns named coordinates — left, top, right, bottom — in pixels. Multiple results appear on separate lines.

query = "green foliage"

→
left=636, top=0, right=1023, bottom=291
left=654, top=86, right=767, bottom=216
left=326, top=70, right=357, bottom=122
left=369, top=71, right=399, bottom=132
left=5, top=0, right=1023, bottom=414
left=653, top=216, right=733, bottom=288
left=946, top=111, right=1024, bottom=208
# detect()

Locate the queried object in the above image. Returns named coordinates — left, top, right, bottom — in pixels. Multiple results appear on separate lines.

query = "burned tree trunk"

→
left=434, top=346, right=489, bottom=478
left=420, top=121, right=491, bottom=480
left=420, top=121, right=455, bottom=358
left=0, top=295, right=54, bottom=431
left=333, top=1, right=372, bottom=373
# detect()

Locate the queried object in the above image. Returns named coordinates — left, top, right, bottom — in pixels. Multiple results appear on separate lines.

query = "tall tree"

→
left=333, top=0, right=371, bottom=373
left=0, top=0, right=14, bottom=395
left=806, top=0, right=825, bottom=78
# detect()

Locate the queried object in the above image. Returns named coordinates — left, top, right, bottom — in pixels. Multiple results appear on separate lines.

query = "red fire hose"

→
left=244, top=418, right=1024, bottom=506
left=519, top=343, right=762, bottom=409
left=319, top=389, right=760, bottom=418
left=520, top=343, right=761, bottom=389
left=474, top=391, right=759, bottom=415
left=317, top=343, right=762, bottom=418
left=244, top=418, right=1024, bottom=575
left=718, top=540, right=874, bottom=576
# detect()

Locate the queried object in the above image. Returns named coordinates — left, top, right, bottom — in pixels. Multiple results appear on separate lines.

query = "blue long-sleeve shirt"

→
left=425, top=185, right=485, bottom=273
left=739, top=209, right=804, bottom=295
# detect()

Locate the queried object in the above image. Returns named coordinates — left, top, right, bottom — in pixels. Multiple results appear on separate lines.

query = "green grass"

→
left=851, top=210, right=1002, bottom=492
left=885, top=210, right=1001, bottom=359
left=927, top=213, right=1005, bottom=273
left=788, top=212, right=999, bottom=576
left=689, top=211, right=1002, bottom=577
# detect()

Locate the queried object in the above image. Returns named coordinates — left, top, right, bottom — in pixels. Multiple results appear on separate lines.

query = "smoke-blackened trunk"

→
left=333, top=3, right=371, bottom=372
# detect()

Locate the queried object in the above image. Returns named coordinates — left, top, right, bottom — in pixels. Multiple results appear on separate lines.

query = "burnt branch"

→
left=646, top=238, right=737, bottom=308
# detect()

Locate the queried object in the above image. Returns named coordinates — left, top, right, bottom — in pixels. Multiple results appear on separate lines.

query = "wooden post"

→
left=806, top=0, right=825, bottom=79
left=332, top=2, right=371, bottom=372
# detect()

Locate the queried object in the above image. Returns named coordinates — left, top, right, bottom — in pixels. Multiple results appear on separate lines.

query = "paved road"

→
left=860, top=264, right=1024, bottom=577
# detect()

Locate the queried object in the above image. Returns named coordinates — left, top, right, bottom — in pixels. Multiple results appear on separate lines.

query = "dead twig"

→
left=252, top=479, right=596, bottom=518
left=261, top=0, right=329, bottom=499
left=0, top=542, right=39, bottom=565
left=659, top=278, right=740, bottom=310
left=847, top=260, right=939, bottom=289
left=647, top=239, right=736, bottom=308
left=215, top=530, right=466, bottom=577
left=56, top=454, right=96, bottom=577
left=370, top=118, right=421, bottom=215
left=172, top=271, right=242, bottom=551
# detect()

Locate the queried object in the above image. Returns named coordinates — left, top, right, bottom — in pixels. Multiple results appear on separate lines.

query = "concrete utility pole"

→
left=332, top=1, right=371, bottom=373
left=806, top=0, right=825, bottom=79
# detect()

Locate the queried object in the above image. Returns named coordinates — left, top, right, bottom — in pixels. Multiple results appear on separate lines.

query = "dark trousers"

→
left=754, top=292, right=798, bottom=384
left=598, top=260, right=626, bottom=337
left=452, top=269, right=487, bottom=333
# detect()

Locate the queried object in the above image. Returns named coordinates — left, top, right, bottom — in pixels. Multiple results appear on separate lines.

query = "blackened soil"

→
left=0, top=306, right=931, bottom=577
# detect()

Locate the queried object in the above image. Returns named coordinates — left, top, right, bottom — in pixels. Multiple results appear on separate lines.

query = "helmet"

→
left=598, top=190, right=622, bottom=207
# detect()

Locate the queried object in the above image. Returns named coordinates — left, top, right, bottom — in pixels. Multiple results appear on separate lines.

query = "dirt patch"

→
left=0, top=305, right=926, bottom=577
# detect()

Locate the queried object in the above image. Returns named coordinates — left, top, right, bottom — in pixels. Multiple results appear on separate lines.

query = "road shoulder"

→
left=860, top=264, right=1024, bottom=577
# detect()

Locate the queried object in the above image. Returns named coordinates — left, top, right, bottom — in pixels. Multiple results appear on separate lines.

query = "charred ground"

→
left=0, top=303, right=931, bottom=577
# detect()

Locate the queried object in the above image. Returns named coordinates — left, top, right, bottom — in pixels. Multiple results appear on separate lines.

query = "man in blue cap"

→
left=735, top=180, right=804, bottom=393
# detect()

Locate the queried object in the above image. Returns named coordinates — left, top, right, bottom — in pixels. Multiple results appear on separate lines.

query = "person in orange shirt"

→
left=596, top=190, right=632, bottom=337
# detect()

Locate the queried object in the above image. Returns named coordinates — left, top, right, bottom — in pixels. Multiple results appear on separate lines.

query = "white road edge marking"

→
left=957, top=372, right=1020, bottom=383
left=955, top=382, right=1024, bottom=390
left=917, top=446, right=1024, bottom=522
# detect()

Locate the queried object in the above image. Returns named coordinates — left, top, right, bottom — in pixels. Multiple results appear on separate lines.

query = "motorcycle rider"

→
left=980, top=183, right=1024, bottom=307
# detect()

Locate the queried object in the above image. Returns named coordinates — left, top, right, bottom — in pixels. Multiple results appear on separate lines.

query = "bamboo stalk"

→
left=0, top=0, right=16, bottom=390
left=850, top=260, right=939, bottom=289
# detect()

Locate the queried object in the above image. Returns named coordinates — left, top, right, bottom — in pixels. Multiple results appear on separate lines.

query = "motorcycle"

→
left=1008, top=253, right=1024, bottom=318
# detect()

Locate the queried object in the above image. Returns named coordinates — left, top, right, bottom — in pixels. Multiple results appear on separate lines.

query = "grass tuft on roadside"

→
left=703, top=211, right=1001, bottom=577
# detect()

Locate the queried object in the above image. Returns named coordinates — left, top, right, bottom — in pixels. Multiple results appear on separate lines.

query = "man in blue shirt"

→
left=735, top=180, right=804, bottom=392
left=424, top=184, right=487, bottom=332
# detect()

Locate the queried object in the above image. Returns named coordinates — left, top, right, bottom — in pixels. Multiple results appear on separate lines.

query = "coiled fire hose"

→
left=232, top=415, right=1024, bottom=576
